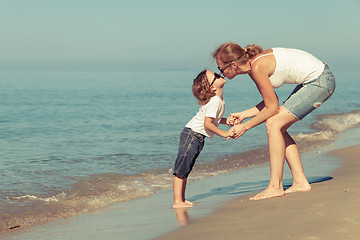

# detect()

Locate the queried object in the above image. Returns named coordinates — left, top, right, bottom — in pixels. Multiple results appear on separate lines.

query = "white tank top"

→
left=251, top=48, right=325, bottom=88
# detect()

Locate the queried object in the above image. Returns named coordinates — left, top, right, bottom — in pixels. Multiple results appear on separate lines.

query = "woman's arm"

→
left=231, top=62, right=279, bottom=139
left=227, top=101, right=265, bottom=125
left=248, top=64, right=279, bottom=125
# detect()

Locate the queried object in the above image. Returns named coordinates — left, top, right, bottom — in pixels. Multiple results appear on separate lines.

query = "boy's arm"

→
left=220, top=117, right=227, bottom=125
left=204, top=117, right=233, bottom=139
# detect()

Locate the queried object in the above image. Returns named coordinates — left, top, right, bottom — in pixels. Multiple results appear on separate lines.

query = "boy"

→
left=173, top=70, right=234, bottom=208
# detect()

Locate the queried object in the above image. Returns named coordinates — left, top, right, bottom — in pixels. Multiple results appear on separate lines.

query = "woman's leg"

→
left=283, top=132, right=312, bottom=193
left=250, top=107, right=306, bottom=200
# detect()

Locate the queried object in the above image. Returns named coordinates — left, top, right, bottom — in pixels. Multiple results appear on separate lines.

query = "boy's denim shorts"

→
left=282, top=64, right=335, bottom=119
left=173, top=128, right=205, bottom=179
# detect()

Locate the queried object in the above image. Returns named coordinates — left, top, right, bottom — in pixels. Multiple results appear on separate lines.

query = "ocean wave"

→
left=11, top=194, right=61, bottom=203
left=291, top=110, right=360, bottom=151
left=311, top=110, right=360, bottom=133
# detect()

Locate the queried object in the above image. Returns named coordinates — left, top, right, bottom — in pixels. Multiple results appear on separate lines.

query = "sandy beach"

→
left=155, top=145, right=360, bottom=240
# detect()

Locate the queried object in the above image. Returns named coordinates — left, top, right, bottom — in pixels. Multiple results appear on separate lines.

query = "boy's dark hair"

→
left=192, top=70, right=216, bottom=105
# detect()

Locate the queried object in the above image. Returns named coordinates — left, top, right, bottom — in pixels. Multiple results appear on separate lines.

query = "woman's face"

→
left=216, top=59, right=236, bottom=79
left=216, top=58, right=249, bottom=79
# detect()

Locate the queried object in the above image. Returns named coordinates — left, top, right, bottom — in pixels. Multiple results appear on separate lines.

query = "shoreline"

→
left=0, top=136, right=336, bottom=236
left=154, top=144, right=360, bottom=240
left=0, top=143, right=340, bottom=239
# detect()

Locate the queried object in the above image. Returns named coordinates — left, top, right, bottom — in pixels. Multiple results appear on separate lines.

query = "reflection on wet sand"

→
left=173, top=208, right=191, bottom=226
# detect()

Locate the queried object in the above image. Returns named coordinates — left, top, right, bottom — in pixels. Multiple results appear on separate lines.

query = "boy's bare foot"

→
left=185, top=200, right=194, bottom=205
left=249, top=187, right=285, bottom=201
left=173, top=201, right=194, bottom=209
left=285, top=183, right=312, bottom=193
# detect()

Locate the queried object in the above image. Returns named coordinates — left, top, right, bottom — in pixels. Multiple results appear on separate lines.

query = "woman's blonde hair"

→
left=192, top=70, right=216, bottom=105
left=212, top=42, right=263, bottom=64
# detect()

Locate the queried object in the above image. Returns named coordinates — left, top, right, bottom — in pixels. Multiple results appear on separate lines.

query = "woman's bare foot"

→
left=285, top=183, right=312, bottom=193
left=185, top=200, right=194, bottom=205
left=173, top=201, right=193, bottom=209
left=249, top=187, right=285, bottom=201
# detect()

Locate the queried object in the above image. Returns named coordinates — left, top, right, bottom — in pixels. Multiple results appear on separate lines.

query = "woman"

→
left=213, top=42, right=335, bottom=200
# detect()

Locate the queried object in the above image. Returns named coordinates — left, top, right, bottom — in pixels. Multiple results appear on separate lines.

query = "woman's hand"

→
left=226, top=114, right=236, bottom=126
left=226, top=124, right=248, bottom=140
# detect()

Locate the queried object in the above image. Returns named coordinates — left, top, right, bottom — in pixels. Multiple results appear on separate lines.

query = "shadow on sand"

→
left=189, top=176, right=333, bottom=202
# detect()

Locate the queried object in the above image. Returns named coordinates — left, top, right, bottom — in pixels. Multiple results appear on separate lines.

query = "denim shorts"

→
left=173, top=128, right=205, bottom=179
left=282, top=64, right=335, bottom=119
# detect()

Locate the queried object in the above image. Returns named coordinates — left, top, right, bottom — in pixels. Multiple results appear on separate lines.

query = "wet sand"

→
left=155, top=145, right=360, bottom=240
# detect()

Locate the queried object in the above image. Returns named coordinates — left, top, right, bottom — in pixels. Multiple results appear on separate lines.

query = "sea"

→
left=0, top=69, right=359, bottom=234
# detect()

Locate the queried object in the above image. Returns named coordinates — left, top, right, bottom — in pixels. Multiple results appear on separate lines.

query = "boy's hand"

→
left=225, top=128, right=235, bottom=141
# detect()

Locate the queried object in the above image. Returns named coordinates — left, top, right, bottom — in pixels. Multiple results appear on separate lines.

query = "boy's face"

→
left=206, top=71, right=226, bottom=89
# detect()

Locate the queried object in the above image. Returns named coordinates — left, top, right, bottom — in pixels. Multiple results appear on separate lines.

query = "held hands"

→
left=225, top=128, right=235, bottom=141
left=226, top=124, right=247, bottom=140
left=226, top=113, right=245, bottom=126
left=226, top=112, right=249, bottom=140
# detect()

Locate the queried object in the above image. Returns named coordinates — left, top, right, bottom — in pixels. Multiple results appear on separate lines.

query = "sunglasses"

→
left=209, top=73, right=221, bottom=87
left=218, top=63, right=231, bottom=74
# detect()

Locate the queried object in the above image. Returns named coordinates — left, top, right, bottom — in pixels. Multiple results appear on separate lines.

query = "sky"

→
left=0, top=0, right=359, bottom=71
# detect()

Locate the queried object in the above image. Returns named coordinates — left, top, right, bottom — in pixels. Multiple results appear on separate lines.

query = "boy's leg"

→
left=173, top=174, right=193, bottom=208
left=182, top=178, right=194, bottom=205
left=172, top=128, right=204, bottom=207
